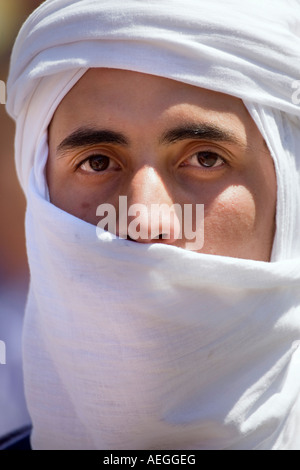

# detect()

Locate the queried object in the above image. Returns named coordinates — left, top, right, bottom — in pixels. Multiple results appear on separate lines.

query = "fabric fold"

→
left=6, top=0, right=300, bottom=450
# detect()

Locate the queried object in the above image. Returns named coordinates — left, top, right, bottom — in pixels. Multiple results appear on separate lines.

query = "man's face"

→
left=47, top=68, right=276, bottom=261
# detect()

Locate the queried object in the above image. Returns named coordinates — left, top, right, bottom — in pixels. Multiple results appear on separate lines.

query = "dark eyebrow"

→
left=160, top=123, right=242, bottom=146
left=57, top=127, right=129, bottom=153
left=56, top=123, right=243, bottom=155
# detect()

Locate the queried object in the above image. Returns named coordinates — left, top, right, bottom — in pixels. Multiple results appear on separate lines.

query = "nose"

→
left=117, top=166, right=181, bottom=244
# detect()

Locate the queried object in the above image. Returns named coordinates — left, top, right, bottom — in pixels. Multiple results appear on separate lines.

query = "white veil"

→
left=6, top=0, right=300, bottom=450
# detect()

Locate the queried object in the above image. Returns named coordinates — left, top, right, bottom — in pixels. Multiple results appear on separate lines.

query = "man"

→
left=6, top=0, right=300, bottom=450
left=47, top=68, right=276, bottom=259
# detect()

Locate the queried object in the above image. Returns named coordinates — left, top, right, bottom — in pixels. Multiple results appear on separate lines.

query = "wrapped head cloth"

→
left=6, top=0, right=300, bottom=450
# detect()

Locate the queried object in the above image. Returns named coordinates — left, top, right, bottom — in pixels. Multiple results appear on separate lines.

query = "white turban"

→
left=6, top=0, right=300, bottom=450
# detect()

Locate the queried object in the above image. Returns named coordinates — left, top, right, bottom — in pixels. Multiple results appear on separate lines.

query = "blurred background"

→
left=0, top=0, right=44, bottom=439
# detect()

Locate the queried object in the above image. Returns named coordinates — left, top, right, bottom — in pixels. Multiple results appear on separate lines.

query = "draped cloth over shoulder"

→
left=6, top=0, right=300, bottom=450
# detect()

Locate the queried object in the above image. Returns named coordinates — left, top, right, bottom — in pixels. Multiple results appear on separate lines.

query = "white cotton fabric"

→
left=6, top=0, right=300, bottom=450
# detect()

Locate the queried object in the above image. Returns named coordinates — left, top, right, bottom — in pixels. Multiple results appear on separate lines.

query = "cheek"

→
left=47, top=161, right=93, bottom=222
left=203, top=185, right=257, bottom=254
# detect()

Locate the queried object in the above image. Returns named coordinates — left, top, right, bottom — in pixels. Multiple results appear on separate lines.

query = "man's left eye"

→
left=186, top=151, right=225, bottom=169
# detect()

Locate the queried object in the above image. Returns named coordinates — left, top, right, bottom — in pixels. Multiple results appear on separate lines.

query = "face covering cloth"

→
left=6, top=0, right=300, bottom=450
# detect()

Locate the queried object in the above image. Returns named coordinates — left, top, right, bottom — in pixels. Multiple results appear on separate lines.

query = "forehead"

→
left=50, top=68, right=262, bottom=145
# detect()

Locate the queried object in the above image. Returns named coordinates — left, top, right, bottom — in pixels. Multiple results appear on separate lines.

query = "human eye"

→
left=78, top=152, right=120, bottom=173
left=185, top=150, right=226, bottom=169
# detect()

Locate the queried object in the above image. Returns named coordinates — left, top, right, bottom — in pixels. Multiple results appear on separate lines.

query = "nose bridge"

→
left=117, top=164, right=180, bottom=243
left=128, top=164, right=171, bottom=206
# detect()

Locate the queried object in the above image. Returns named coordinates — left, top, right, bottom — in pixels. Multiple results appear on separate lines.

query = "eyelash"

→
left=77, top=149, right=227, bottom=174
left=181, top=150, right=226, bottom=170
left=77, top=153, right=120, bottom=173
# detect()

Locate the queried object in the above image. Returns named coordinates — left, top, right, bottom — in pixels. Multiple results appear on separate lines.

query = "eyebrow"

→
left=57, top=127, right=129, bottom=153
left=160, top=123, right=242, bottom=146
left=56, top=123, right=243, bottom=154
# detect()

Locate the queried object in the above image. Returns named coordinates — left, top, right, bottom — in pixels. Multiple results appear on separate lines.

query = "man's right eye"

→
left=79, top=154, right=117, bottom=173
